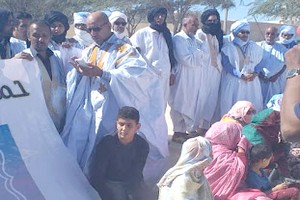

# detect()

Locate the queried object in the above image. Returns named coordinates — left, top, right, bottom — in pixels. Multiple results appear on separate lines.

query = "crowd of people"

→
left=1, top=5, right=300, bottom=200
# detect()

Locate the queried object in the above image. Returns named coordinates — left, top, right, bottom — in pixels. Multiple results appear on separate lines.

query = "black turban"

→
left=201, top=9, right=223, bottom=51
left=147, top=7, right=176, bottom=69
left=44, top=11, right=70, bottom=31
left=147, top=7, right=167, bottom=24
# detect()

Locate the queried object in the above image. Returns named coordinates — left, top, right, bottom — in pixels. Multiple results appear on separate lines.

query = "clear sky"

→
left=197, top=0, right=279, bottom=22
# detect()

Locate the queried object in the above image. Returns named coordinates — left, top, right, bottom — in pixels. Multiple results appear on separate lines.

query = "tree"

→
left=88, top=0, right=152, bottom=37
left=249, top=0, right=300, bottom=25
left=0, top=0, right=92, bottom=19
left=154, top=0, right=200, bottom=34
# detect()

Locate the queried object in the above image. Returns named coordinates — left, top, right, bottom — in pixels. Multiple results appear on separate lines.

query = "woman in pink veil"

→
left=203, top=101, right=270, bottom=199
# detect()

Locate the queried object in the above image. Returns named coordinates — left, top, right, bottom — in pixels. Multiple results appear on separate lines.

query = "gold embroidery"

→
left=89, top=44, right=114, bottom=69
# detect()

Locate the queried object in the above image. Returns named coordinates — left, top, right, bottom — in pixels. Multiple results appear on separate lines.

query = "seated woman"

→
left=157, top=136, right=213, bottom=200
left=204, top=101, right=256, bottom=200
left=243, top=108, right=289, bottom=176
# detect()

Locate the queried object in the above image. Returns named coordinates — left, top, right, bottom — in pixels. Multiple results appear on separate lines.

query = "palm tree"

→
left=221, top=0, right=235, bottom=33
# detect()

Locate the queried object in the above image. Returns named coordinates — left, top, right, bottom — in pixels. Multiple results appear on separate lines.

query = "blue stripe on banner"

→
left=0, top=124, right=45, bottom=200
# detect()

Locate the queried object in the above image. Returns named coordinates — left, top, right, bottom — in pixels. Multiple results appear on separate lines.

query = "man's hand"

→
left=285, top=44, right=300, bottom=69
left=241, top=73, right=257, bottom=81
left=70, top=57, right=103, bottom=77
left=61, top=42, right=73, bottom=48
left=13, top=52, right=33, bottom=61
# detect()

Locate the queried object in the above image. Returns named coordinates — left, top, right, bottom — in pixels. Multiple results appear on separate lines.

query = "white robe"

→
left=61, top=34, right=168, bottom=170
left=221, top=41, right=263, bottom=115
left=256, top=41, right=287, bottom=106
left=10, top=37, right=27, bottom=56
left=195, top=30, right=222, bottom=128
left=169, top=31, right=208, bottom=132
left=23, top=47, right=66, bottom=133
left=130, top=27, right=171, bottom=106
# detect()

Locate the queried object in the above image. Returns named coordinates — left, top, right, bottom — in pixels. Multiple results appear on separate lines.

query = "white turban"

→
left=279, top=25, right=295, bottom=35
left=73, top=12, right=90, bottom=25
left=230, top=19, right=250, bottom=35
left=109, top=11, right=127, bottom=24
left=279, top=25, right=296, bottom=45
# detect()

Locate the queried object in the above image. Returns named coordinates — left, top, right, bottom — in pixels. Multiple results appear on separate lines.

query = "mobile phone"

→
left=75, top=58, right=89, bottom=68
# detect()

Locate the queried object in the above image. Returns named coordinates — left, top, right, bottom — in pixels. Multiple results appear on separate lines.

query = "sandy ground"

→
left=145, top=105, right=182, bottom=200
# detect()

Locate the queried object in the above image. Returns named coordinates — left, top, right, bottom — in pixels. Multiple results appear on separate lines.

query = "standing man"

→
left=130, top=7, right=176, bottom=108
left=130, top=7, right=175, bottom=185
left=0, top=8, right=14, bottom=59
left=61, top=11, right=168, bottom=172
left=257, top=26, right=287, bottom=105
left=195, top=9, right=223, bottom=135
left=278, top=25, right=297, bottom=49
left=44, top=11, right=71, bottom=50
left=169, top=14, right=208, bottom=143
left=71, top=11, right=94, bottom=49
left=109, top=11, right=130, bottom=43
left=16, top=20, right=66, bottom=132
left=10, top=11, right=32, bottom=54
left=220, top=20, right=264, bottom=115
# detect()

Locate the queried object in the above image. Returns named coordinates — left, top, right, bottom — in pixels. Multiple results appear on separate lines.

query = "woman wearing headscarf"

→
left=158, top=136, right=213, bottom=200
left=278, top=25, right=297, bottom=49
left=243, top=96, right=290, bottom=177
left=204, top=101, right=256, bottom=200
left=109, top=11, right=131, bottom=44
left=194, top=9, right=223, bottom=133
left=44, top=11, right=71, bottom=51
left=220, top=20, right=264, bottom=116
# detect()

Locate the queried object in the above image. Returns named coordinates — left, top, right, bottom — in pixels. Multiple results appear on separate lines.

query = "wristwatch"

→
left=286, top=68, right=300, bottom=79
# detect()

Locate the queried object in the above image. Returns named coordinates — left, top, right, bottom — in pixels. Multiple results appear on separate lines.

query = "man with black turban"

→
left=0, top=8, right=14, bottom=59
left=130, top=7, right=176, bottom=107
left=44, top=11, right=71, bottom=50
left=130, top=6, right=175, bottom=187
left=192, top=9, right=224, bottom=136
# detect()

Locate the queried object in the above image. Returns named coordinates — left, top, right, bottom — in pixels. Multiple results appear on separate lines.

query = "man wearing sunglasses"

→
left=61, top=11, right=169, bottom=179
left=220, top=20, right=264, bottom=116
left=109, top=11, right=130, bottom=44
left=257, top=26, right=288, bottom=106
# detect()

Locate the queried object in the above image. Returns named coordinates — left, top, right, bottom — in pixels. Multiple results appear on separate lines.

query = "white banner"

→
left=0, top=58, right=100, bottom=200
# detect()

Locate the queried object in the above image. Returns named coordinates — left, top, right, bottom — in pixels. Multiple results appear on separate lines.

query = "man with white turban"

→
left=278, top=25, right=297, bottom=49
left=71, top=12, right=94, bottom=49
left=220, top=20, right=264, bottom=115
left=109, top=11, right=130, bottom=43
left=257, top=26, right=287, bottom=106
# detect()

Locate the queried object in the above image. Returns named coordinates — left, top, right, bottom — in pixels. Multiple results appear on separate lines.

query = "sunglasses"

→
left=87, top=22, right=108, bottom=33
left=239, top=30, right=250, bottom=35
left=114, top=21, right=127, bottom=26
left=282, top=33, right=294, bottom=37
